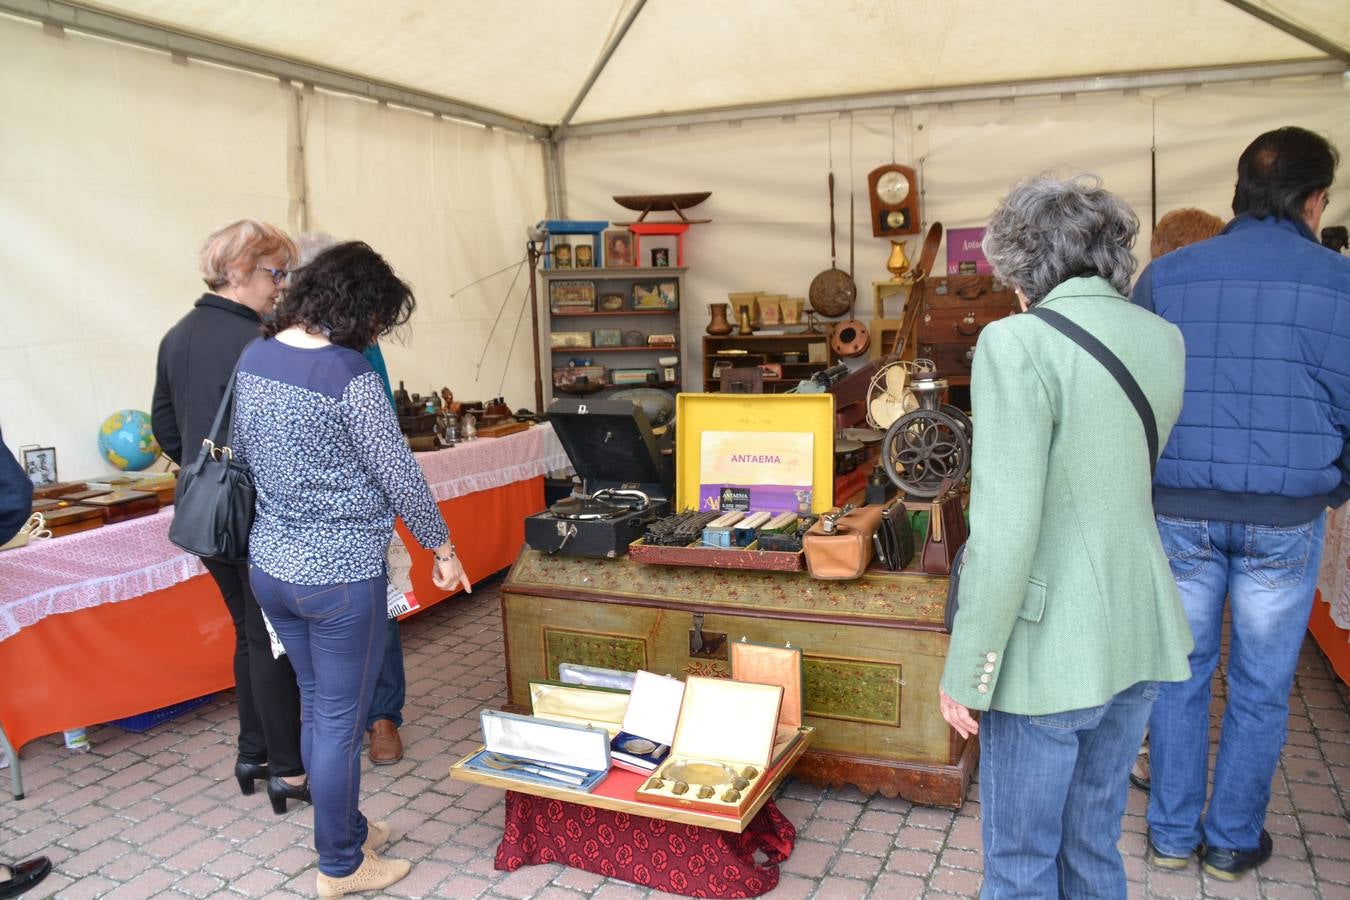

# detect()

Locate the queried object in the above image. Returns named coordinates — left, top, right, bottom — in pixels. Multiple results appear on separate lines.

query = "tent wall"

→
left=1, top=16, right=547, bottom=478
left=561, top=75, right=1349, bottom=388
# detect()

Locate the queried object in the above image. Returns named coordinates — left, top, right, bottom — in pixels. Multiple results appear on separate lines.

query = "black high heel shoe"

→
left=266, top=775, right=311, bottom=815
left=234, top=760, right=269, bottom=796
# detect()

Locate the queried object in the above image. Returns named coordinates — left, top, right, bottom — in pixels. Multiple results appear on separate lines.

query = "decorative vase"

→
left=887, top=240, right=913, bottom=282
left=737, top=306, right=754, bottom=336
left=706, top=303, right=733, bottom=335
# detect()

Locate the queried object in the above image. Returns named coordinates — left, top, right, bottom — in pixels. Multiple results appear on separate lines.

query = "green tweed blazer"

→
left=939, top=277, right=1194, bottom=715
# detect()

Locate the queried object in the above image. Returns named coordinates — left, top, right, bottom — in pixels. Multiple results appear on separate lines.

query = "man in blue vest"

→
left=1133, top=126, right=1350, bottom=881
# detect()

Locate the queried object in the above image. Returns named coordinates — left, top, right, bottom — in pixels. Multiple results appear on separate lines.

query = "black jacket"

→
left=0, top=427, right=34, bottom=545
left=152, top=294, right=263, bottom=465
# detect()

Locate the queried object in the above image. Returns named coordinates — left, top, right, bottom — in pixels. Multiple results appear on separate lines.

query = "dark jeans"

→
left=250, top=566, right=385, bottom=878
left=200, top=557, right=303, bottom=777
left=367, top=616, right=405, bottom=729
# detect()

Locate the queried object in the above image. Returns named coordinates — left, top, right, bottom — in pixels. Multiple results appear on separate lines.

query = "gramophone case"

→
left=501, top=549, right=977, bottom=808
left=523, top=398, right=673, bottom=558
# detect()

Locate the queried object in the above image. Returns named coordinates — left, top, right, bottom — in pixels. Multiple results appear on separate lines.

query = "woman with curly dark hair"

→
left=232, top=241, right=469, bottom=897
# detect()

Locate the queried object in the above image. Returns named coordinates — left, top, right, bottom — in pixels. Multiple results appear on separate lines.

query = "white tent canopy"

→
left=17, top=0, right=1349, bottom=132
left=2, top=1, right=1348, bottom=476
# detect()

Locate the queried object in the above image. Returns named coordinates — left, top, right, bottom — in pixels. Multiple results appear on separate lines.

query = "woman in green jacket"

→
left=937, top=174, right=1193, bottom=898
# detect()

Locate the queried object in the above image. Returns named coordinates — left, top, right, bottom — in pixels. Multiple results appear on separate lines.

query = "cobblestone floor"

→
left=3, top=574, right=1348, bottom=898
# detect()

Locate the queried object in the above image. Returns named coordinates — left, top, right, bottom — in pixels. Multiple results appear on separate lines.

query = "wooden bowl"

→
left=612, top=192, right=711, bottom=212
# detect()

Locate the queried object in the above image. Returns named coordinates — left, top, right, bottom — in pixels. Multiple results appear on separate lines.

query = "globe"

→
left=98, top=409, right=161, bottom=471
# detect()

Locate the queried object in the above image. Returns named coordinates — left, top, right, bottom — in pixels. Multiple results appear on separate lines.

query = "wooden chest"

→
left=917, top=275, right=1018, bottom=384
left=501, top=549, right=977, bottom=808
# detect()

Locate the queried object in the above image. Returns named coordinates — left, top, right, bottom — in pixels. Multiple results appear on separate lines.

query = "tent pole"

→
left=1220, top=0, right=1350, bottom=64
left=526, top=241, right=546, bottom=415
left=555, top=0, right=648, bottom=134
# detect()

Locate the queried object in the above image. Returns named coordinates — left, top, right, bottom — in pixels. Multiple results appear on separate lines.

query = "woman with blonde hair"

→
left=151, top=219, right=308, bottom=809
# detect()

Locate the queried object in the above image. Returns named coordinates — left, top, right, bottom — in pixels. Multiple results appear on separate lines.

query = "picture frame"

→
left=604, top=229, right=636, bottom=268
left=574, top=245, right=594, bottom=268
left=650, top=247, right=670, bottom=268
left=549, top=280, right=597, bottom=313
left=22, top=446, right=58, bottom=486
left=593, top=328, right=622, bottom=347
left=632, top=280, right=680, bottom=311
left=553, top=243, right=573, bottom=269
left=598, top=293, right=626, bottom=312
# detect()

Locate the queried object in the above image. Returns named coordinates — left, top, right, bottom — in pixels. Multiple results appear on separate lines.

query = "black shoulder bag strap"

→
left=202, top=358, right=243, bottom=457
left=1026, top=307, right=1159, bottom=475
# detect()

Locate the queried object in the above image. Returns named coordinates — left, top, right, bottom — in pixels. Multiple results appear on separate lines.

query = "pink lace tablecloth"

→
left=0, top=424, right=568, bottom=642
left=1317, top=503, right=1350, bottom=634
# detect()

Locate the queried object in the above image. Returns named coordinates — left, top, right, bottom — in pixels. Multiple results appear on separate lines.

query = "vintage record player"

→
left=524, top=398, right=673, bottom=558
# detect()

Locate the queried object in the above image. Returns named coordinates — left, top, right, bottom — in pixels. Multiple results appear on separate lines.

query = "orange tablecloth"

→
left=0, top=478, right=544, bottom=751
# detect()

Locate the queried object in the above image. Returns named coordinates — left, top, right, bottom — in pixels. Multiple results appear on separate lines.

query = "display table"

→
left=1313, top=503, right=1350, bottom=684
left=496, top=792, right=793, bottom=898
left=0, top=426, right=567, bottom=754
left=450, top=731, right=811, bottom=897
left=500, top=549, right=977, bottom=808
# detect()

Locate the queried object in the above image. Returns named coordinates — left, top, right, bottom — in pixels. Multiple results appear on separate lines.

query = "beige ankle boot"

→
left=362, top=820, right=390, bottom=852
left=315, top=850, right=411, bottom=897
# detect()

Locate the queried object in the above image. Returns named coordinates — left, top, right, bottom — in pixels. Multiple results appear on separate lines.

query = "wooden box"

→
left=501, top=549, right=977, bottom=808
left=42, top=504, right=103, bottom=537
left=81, top=490, right=159, bottom=524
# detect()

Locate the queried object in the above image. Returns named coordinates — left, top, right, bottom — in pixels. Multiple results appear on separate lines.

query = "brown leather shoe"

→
left=368, top=719, right=403, bottom=766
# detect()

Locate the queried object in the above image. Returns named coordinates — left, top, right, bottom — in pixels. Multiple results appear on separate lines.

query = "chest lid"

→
left=547, top=398, right=673, bottom=499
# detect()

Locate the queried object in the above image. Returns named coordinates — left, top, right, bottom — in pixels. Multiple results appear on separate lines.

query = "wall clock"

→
left=867, top=164, right=920, bottom=237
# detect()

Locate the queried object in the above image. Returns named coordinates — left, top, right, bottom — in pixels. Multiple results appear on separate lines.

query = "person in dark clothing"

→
left=1, top=431, right=55, bottom=899
left=151, top=219, right=308, bottom=807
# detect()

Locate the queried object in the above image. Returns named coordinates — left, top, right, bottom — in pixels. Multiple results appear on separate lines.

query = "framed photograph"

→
left=650, top=247, right=670, bottom=268
left=632, top=280, right=680, bottom=311
left=549, top=280, right=596, bottom=313
left=604, top=229, right=635, bottom=268
left=553, top=243, right=573, bottom=268
left=22, top=446, right=58, bottom=486
left=598, top=293, right=626, bottom=312
left=593, top=328, right=622, bottom=347
left=575, top=244, right=594, bottom=268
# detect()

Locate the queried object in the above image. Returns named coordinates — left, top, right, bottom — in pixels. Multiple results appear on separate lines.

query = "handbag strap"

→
left=203, top=357, right=244, bottom=450
left=1026, top=307, right=1158, bottom=475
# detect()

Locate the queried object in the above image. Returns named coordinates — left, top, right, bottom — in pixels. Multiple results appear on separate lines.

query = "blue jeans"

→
left=250, top=567, right=386, bottom=878
left=980, top=681, right=1157, bottom=899
left=366, top=616, right=405, bottom=730
left=1147, top=513, right=1325, bottom=856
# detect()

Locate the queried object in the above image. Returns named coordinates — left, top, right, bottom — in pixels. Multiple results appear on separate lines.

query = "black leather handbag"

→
left=167, top=365, right=255, bottom=563
left=943, top=307, right=1159, bottom=634
left=871, top=498, right=914, bottom=571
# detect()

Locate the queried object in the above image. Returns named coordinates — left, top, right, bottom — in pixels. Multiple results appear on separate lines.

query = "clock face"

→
left=876, top=171, right=910, bottom=205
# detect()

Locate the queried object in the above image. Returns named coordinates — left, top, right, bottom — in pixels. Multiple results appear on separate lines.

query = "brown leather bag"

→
left=920, top=495, right=967, bottom=576
left=803, top=504, right=885, bottom=580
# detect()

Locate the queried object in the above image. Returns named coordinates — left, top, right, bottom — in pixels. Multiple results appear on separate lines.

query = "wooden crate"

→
left=501, top=549, right=976, bottom=808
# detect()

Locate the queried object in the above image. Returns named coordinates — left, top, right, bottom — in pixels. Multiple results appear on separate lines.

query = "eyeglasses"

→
left=256, top=266, right=288, bottom=285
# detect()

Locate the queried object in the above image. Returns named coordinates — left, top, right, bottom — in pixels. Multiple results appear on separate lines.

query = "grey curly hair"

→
left=981, top=173, right=1140, bottom=303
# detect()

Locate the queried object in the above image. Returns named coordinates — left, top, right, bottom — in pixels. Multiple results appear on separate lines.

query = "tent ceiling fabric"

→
left=70, top=0, right=1350, bottom=129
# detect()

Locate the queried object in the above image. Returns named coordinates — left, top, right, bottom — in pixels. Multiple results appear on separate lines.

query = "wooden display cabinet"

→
left=500, top=549, right=978, bottom=808
left=702, top=333, right=837, bottom=394
left=544, top=267, right=687, bottom=402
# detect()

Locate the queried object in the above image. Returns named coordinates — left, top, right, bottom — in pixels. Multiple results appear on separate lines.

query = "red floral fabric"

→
left=495, top=791, right=795, bottom=897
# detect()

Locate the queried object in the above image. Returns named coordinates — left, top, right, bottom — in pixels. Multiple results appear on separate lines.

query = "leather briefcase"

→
left=803, top=504, right=885, bottom=580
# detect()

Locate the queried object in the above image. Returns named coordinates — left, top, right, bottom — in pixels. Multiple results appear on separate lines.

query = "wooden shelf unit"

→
left=701, top=332, right=838, bottom=394
left=543, top=267, right=687, bottom=401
